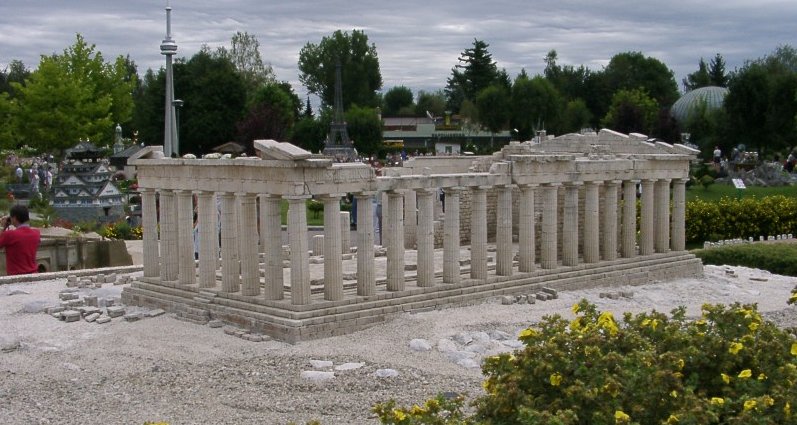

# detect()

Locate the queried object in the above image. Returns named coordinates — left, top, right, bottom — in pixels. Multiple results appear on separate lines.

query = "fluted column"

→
left=621, top=180, right=638, bottom=258
left=404, top=189, right=417, bottom=249
left=541, top=184, right=559, bottom=269
left=443, top=187, right=461, bottom=284
left=470, top=186, right=488, bottom=280
left=197, top=191, right=218, bottom=288
left=176, top=190, right=196, bottom=285
left=601, top=181, right=619, bottom=261
left=355, top=192, right=376, bottom=296
left=655, top=179, right=671, bottom=253
left=518, top=184, right=536, bottom=273
left=416, top=189, right=435, bottom=287
left=496, top=185, right=513, bottom=276
left=237, top=193, right=259, bottom=296
left=340, top=212, right=351, bottom=254
left=287, top=196, right=311, bottom=304
left=259, top=195, right=283, bottom=299
left=141, top=188, right=160, bottom=278
left=640, top=179, right=655, bottom=256
left=219, top=192, right=240, bottom=293
left=386, top=191, right=405, bottom=291
left=671, top=179, right=687, bottom=251
left=159, top=190, right=178, bottom=281
left=322, top=195, right=343, bottom=301
left=583, top=182, right=600, bottom=264
left=562, top=183, right=580, bottom=266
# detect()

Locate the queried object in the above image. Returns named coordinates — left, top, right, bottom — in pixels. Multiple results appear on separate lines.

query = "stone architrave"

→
left=470, top=186, right=488, bottom=280
left=219, top=192, right=240, bottom=293
left=386, top=192, right=405, bottom=291
left=416, top=189, right=435, bottom=287
left=540, top=184, right=559, bottom=269
left=583, top=182, right=600, bottom=264
left=260, top=195, right=284, bottom=300
left=639, top=179, right=655, bottom=256
left=621, top=180, right=638, bottom=258
left=287, top=196, right=311, bottom=304
left=443, top=187, right=461, bottom=284
left=655, top=179, right=671, bottom=253
left=495, top=185, right=513, bottom=276
left=518, top=185, right=536, bottom=273
left=322, top=195, right=343, bottom=301
left=176, top=190, right=196, bottom=285
left=238, top=193, right=260, bottom=297
left=141, top=189, right=160, bottom=278
left=355, top=192, right=376, bottom=296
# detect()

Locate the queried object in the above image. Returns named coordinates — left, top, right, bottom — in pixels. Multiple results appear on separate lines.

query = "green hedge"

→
left=686, top=196, right=797, bottom=244
left=694, top=243, right=797, bottom=277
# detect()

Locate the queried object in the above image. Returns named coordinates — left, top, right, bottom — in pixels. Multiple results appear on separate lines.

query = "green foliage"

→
left=383, top=86, right=414, bottom=116
left=700, top=174, right=715, bottom=190
left=510, top=75, right=563, bottom=140
left=290, top=117, right=326, bottom=153
left=475, top=85, right=510, bottom=135
left=446, top=39, right=501, bottom=113
left=694, top=243, right=797, bottom=276
left=602, top=51, right=680, bottom=108
left=99, top=220, right=142, bottom=240
left=374, top=394, right=470, bottom=424
left=600, top=88, right=658, bottom=134
left=235, top=82, right=299, bottom=147
left=561, top=99, right=592, bottom=134
left=415, top=90, right=447, bottom=118
left=685, top=195, right=797, bottom=243
left=346, top=105, right=382, bottom=155
left=298, top=29, right=382, bottom=109
left=683, top=57, right=711, bottom=91
left=381, top=301, right=797, bottom=425
left=215, top=31, right=276, bottom=99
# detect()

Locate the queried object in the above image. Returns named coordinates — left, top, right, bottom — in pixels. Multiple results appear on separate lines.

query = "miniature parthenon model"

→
left=122, top=130, right=704, bottom=342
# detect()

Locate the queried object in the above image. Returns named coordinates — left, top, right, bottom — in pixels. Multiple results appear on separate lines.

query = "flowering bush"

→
left=686, top=195, right=797, bottom=244
left=100, top=221, right=142, bottom=240
left=378, top=300, right=797, bottom=424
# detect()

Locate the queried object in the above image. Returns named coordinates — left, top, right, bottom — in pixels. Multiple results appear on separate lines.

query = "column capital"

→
left=258, top=193, right=281, bottom=199
left=470, top=185, right=491, bottom=191
left=564, top=181, right=583, bottom=188
left=584, top=180, right=603, bottom=186
left=139, top=187, right=156, bottom=194
left=284, top=195, right=312, bottom=201
left=387, top=189, right=408, bottom=195
left=518, top=183, right=539, bottom=189
left=673, top=178, right=689, bottom=185
left=445, top=186, right=465, bottom=193
left=415, top=188, right=436, bottom=195
left=355, top=191, right=378, bottom=198
left=542, top=182, right=561, bottom=188
left=605, top=180, right=622, bottom=186
left=625, top=179, right=641, bottom=184
left=318, top=193, right=346, bottom=200
left=496, top=184, right=516, bottom=189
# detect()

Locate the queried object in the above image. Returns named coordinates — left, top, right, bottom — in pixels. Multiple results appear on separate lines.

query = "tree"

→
left=476, top=85, right=510, bottom=146
left=683, top=58, right=711, bottom=91
left=302, top=96, right=314, bottom=118
left=215, top=31, right=275, bottom=99
left=561, top=99, right=593, bottom=134
left=382, top=86, right=414, bottom=116
left=510, top=75, right=563, bottom=140
left=132, top=68, right=165, bottom=146
left=445, top=39, right=501, bottom=112
left=10, top=34, right=136, bottom=153
left=0, top=60, right=30, bottom=98
left=298, top=30, right=382, bottom=109
left=601, top=88, right=659, bottom=134
left=290, top=116, right=326, bottom=153
left=414, top=89, right=446, bottom=118
left=345, top=105, right=382, bottom=155
left=235, top=82, right=298, bottom=151
left=603, top=52, right=679, bottom=108
left=709, top=53, right=728, bottom=87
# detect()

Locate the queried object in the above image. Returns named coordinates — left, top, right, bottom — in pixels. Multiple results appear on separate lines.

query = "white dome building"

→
left=670, top=86, right=729, bottom=123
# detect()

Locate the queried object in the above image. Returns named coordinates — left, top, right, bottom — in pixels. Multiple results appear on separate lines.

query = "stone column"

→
left=583, top=182, right=600, bottom=264
left=621, top=180, right=638, bottom=258
left=259, top=195, right=283, bottom=300
left=518, top=184, right=536, bottom=273
left=639, top=179, right=655, bottom=256
left=671, top=179, right=687, bottom=251
left=496, top=185, right=513, bottom=276
left=541, top=184, right=559, bottom=269
left=219, top=192, right=240, bottom=293
left=159, top=190, right=179, bottom=281
left=322, top=195, right=343, bottom=301
left=287, top=196, right=311, bottom=305
left=443, top=187, right=461, bottom=284
left=416, top=189, right=435, bottom=287
left=562, top=183, right=580, bottom=267
left=237, top=193, right=259, bottom=296
left=601, top=181, right=619, bottom=261
left=470, top=186, right=488, bottom=280
left=140, top=188, right=160, bottom=278
left=176, top=190, right=196, bottom=285
left=404, top=189, right=417, bottom=249
left=655, top=179, right=671, bottom=253
left=386, top=191, right=405, bottom=291
left=340, top=212, right=351, bottom=254
left=355, top=192, right=376, bottom=296
left=197, top=191, right=218, bottom=289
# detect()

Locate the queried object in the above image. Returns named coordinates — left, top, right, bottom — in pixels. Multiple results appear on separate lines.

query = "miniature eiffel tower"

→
left=323, top=60, right=357, bottom=162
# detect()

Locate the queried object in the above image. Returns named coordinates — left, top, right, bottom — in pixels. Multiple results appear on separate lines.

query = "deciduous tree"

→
left=601, top=88, right=658, bottom=134
left=382, top=86, right=414, bottom=116
left=510, top=75, right=563, bottom=140
left=345, top=105, right=382, bottom=155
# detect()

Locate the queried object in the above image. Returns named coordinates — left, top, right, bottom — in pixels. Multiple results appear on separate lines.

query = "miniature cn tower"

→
left=160, top=1, right=178, bottom=157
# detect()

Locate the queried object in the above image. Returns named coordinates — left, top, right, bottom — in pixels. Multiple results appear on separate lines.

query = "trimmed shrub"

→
left=686, top=195, right=797, bottom=244
left=694, top=243, right=797, bottom=277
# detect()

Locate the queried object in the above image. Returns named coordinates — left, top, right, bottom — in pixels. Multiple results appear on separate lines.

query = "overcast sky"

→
left=1, top=0, right=795, bottom=102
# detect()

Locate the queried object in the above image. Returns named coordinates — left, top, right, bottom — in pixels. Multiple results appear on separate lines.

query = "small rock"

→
left=309, top=360, right=333, bottom=369
left=750, top=277, right=768, bottom=282
left=208, top=320, right=224, bottom=328
left=487, top=330, right=512, bottom=341
left=145, top=309, right=165, bottom=318
left=96, top=317, right=112, bottom=324
left=300, top=371, right=335, bottom=381
left=106, top=306, right=126, bottom=318
left=456, top=358, right=480, bottom=369
left=223, top=326, right=239, bottom=335
left=334, top=362, right=364, bottom=371
left=501, top=296, right=515, bottom=305
left=437, top=338, right=457, bottom=353
left=452, top=332, right=473, bottom=345
left=374, top=369, right=399, bottom=378
left=62, top=310, right=81, bottom=322
left=8, top=289, right=29, bottom=296
left=123, top=312, right=143, bottom=322
left=84, top=313, right=101, bottom=322
left=409, top=338, right=432, bottom=352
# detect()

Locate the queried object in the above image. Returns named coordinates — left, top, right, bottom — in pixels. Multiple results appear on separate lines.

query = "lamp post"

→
left=173, top=99, right=183, bottom=156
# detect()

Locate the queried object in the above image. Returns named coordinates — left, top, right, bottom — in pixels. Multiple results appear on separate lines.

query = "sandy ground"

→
left=0, top=264, right=795, bottom=424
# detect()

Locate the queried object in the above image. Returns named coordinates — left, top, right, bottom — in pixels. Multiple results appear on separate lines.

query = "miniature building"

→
left=122, top=130, right=703, bottom=342
left=52, top=141, right=125, bottom=224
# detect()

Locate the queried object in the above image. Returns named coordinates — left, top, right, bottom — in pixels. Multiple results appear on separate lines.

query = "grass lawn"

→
left=279, top=199, right=331, bottom=227
left=686, top=182, right=797, bottom=202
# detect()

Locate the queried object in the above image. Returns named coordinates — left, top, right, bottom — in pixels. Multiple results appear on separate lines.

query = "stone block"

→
left=535, top=293, right=549, bottom=301
left=84, top=313, right=101, bottom=322
left=500, top=296, right=515, bottom=305
left=145, top=309, right=165, bottom=318
left=541, top=287, right=558, bottom=298
left=619, top=291, right=635, bottom=298
left=525, top=295, right=536, bottom=304
left=104, top=298, right=115, bottom=307
left=84, top=296, right=98, bottom=307
left=208, top=320, right=224, bottom=328
left=105, top=273, right=117, bottom=283
left=106, top=306, right=126, bottom=318
left=66, top=275, right=78, bottom=283
left=223, top=326, right=239, bottom=335
left=59, top=292, right=78, bottom=301
left=124, top=312, right=143, bottom=322
left=515, top=295, right=527, bottom=303
left=62, top=310, right=81, bottom=322
left=67, top=299, right=84, bottom=308
left=96, top=317, right=112, bottom=324
left=46, top=306, right=65, bottom=315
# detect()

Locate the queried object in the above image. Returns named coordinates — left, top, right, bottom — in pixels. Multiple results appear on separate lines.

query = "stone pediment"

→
left=527, top=129, right=698, bottom=157
left=60, top=175, right=85, bottom=186
left=254, top=140, right=311, bottom=161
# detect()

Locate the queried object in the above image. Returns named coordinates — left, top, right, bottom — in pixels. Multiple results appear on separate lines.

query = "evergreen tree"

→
left=708, top=53, right=728, bottom=87
left=445, top=39, right=500, bottom=112
left=683, top=58, right=711, bottom=91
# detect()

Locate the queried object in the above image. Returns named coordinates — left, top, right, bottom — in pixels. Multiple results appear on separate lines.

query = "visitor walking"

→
left=0, top=205, right=41, bottom=275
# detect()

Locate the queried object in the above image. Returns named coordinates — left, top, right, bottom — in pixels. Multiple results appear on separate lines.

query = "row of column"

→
left=139, top=178, right=686, bottom=306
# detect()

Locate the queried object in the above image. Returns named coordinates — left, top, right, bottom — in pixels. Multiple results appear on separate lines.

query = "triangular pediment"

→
left=527, top=129, right=699, bottom=156
left=60, top=175, right=85, bottom=186
left=97, top=181, right=121, bottom=197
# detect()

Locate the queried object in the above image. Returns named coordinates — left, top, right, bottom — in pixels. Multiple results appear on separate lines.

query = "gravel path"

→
left=0, top=265, right=795, bottom=424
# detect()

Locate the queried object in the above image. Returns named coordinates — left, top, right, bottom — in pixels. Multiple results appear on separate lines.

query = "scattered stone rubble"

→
left=500, top=287, right=558, bottom=305
left=46, top=273, right=157, bottom=325
left=409, top=328, right=531, bottom=369
left=703, top=234, right=794, bottom=249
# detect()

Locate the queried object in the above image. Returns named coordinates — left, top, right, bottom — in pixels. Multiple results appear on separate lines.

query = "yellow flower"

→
left=392, top=409, right=407, bottom=421
left=519, top=328, right=538, bottom=339
left=670, top=390, right=678, bottom=398
left=762, top=395, right=774, bottom=407
left=791, top=342, right=797, bottom=356
left=641, top=318, right=651, bottom=327
left=570, top=317, right=583, bottom=331
left=409, top=404, right=425, bottom=415
left=598, top=311, right=619, bottom=336
left=721, top=373, right=731, bottom=384
left=651, top=319, right=660, bottom=330
left=710, top=397, right=725, bottom=405
left=785, top=402, right=791, bottom=417
left=729, top=341, right=744, bottom=355
left=758, top=373, right=767, bottom=381
left=744, top=399, right=757, bottom=411
left=677, top=359, right=685, bottom=370
left=667, top=414, right=679, bottom=424
left=571, top=303, right=580, bottom=314
left=695, top=319, right=707, bottom=326
left=614, top=410, right=630, bottom=423
left=748, top=321, right=759, bottom=331
left=789, top=293, right=797, bottom=304
left=550, top=372, right=563, bottom=386
left=738, top=369, right=752, bottom=379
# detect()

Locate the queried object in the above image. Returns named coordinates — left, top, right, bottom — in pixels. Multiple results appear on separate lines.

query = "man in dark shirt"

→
left=0, top=205, right=41, bottom=275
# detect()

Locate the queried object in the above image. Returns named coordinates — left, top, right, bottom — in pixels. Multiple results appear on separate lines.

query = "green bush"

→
left=686, top=195, right=797, bottom=244
left=694, top=243, right=797, bottom=277
left=377, top=300, right=797, bottom=425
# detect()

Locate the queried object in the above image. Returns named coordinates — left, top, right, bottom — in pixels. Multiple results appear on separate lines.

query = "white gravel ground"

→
left=0, top=264, right=795, bottom=425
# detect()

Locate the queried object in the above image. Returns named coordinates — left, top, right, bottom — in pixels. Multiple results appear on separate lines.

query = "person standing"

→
left=15, top=166, right=23, bottom=183
left=0, top=205, right=41, bottom=275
